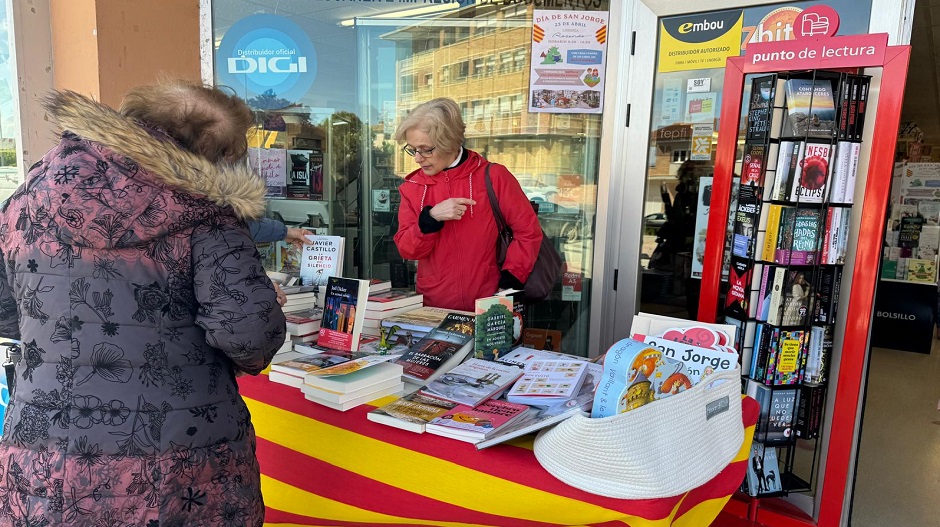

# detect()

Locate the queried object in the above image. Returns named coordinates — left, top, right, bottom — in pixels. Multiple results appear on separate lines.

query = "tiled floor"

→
left=850, top=341, right=940, bottom=526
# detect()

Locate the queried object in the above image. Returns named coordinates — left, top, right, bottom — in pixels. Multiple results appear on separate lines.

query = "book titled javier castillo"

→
left=317, top=277, right=370, bottom=351
left=395, top=313, right=475, bottom=383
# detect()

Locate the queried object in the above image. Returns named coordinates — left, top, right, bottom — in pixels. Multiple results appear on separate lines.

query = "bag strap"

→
left=484, top=164, right=509, bottom=233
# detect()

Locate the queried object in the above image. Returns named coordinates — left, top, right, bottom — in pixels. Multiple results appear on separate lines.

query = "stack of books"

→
left=301, top=360, right=405, bottom=411
left=380, top=306, right=472, bottom=341
left=362, top=289, right=424, bottom=337
left=281, top=286, right=321, bottom=314
left=268, top=349, right=351, bottom=388
left=424, top=398, right=530, bottom=444
left=285, top=307, right=323, bottom=345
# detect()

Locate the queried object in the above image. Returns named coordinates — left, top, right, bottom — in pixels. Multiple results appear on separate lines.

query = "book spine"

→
left=762, top=327, right=780, bottom=384
left=766, top=267, right=786, bottom=326
left=854, top=77, right=870, bottom=141
left=763, top=205, right=782, bottom=262
left=846, top=77, right=859, bottom=141
left=837, top=76, right=852, bottom=140
left=845, top=142, right=861, bottom=204
left=772, top=142, right=794, bottom=200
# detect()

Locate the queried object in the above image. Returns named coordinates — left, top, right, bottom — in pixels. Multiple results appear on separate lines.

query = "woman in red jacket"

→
left=394, top=98, right=542, bottom=311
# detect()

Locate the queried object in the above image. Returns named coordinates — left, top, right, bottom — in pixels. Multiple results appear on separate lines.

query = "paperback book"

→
left=420, top=358, right=523, bottom=407
left=474, top=294, right=516, bottom=361
left=299, top=235, right=344, bottom=287
left=783, top=78, right=836, bottom=138
left=505, top=359, right=589, bottom=406
left=732, top=185, right=761, bottom=258
left=367, top=392, right=460, bottom=433
left=425, top=399, right=530, bottom=443
left=395, top=314, right=476, bottom=383
left=789, top=142, right=830, bottom=203
left=746, top=442, right=783, bottom=496
left=317, top=277, right=371, bottom=351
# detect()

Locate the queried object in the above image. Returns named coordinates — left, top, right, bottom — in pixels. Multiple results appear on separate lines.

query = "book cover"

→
left=420, top=358, right=523, bottom=407
left=906, top=258, right=937, bottom=283
left=775, top=207, right=823, bottom=265
left=286, top=149, right=313, bottom=199
left=899, top=215, right=924, bottom=248
left=367, top=392, right=459, bottom=433
left=771, top=142, right=796, bottom=201
left=724, top=257, right=753, bottom=320
left=771, top=330, right=806, bottom=386
left=475, top=405, right=586, bottom=450
left=270, top=350, right=356, bottom=377
left=784, top=79, right=836, bottom=138
left=790, top=142, right=830, bottom=203
left=395, top=322, right=475, bottom=382
left=813, top=266, right=843, bottom=325
left=425, top=399, right=530, bottom=443
left=520, top=328, right=563, bottom=351
left=756, top=264, right=774, bottom=322
left=256, top=242, right=277, bottom=272
left=474, top=295, right=516, bottom=361
left=836, top=76, right=853, bottom=140
left=309, top=150, right=325, bottom=200
left=804, top=325, right=833, bottom=386
left=505, top=359, right=589, bottom=406
left=830, top=142, right=853, bottom=203
left=746, top=443, right=783, bottom=496
left=317, top=277, right=371, bottom=351
left=780, top=269, right=814, bottom=326
left=762, top=204, right=784, bottom=261
left=795, top=384, right=825, bottom=439
left=741, top=143, right=766, bottom=186
left=732, top=185, right=761, bottom=258
left=746, top=75, right=784, bottom=142
left=765, top=267, right=787, bottom=327
left=276, top=241, right=302, bottom=274
left=766, top=388, right=799, bottom=443
left=299, top=235, right=344, bottom=287
left=846, top=77, right=859, bottom=140
left=305, top=353, right=402, bottom=379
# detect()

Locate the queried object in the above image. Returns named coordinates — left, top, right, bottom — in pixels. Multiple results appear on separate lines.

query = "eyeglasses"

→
left=403, top=145, right=436, bottom=158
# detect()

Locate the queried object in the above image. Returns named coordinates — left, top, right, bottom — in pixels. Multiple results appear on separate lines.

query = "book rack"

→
left=697, top=36, right=911, bottom=526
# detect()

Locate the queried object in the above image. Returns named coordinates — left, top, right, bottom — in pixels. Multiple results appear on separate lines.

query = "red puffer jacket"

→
left=394, top=150, right=542, bottom=311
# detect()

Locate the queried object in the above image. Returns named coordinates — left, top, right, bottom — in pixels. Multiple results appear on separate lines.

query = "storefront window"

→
left=0, top=2, right=18, bottom=202
left=640, top=1, right=872, bottom=320
left=211, top=1, right=609, bottom=356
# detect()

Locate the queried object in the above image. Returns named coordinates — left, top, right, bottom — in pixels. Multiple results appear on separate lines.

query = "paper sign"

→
left=690, top=124, right=714, bottom=160
left=687, top=78, right=711, bottom=93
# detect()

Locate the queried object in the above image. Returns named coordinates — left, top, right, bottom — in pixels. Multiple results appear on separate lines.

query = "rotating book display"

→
left=722, top=70, right=869, bottom=499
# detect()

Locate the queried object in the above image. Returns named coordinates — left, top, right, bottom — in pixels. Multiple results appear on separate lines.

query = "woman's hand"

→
left=285, top=227, right=309, bottom=249
left=273, top=282, right=287, bottom=306
left=430, top=197, right=476, bottom=221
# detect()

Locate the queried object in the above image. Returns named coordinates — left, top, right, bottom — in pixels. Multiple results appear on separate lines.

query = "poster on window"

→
left=529, top=10, right=608, bottom=114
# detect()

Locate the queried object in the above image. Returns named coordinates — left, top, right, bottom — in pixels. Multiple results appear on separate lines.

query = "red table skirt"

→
left=239, top=374, right=758, bottom=527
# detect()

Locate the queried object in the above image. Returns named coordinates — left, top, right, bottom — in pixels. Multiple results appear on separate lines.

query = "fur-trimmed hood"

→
left=42, top=90, right=267, bottom=220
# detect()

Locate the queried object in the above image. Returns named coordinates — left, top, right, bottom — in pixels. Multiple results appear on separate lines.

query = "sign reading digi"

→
left=216, top=14, right=317, bottom=103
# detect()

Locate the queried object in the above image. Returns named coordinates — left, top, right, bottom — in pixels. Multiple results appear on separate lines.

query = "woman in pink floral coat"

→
left=0, top=82, right=286, bottom=526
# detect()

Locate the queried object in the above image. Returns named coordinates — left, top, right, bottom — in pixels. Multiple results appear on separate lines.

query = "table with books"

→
left=238, top=372, right=759, bottom=527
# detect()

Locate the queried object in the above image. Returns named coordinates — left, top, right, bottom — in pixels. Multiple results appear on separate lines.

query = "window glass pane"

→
left=0, top=2, right=18, bottom=202
left=212, top=1, right=609, bottom=356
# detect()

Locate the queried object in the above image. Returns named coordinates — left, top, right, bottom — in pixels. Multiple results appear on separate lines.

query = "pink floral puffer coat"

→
left=0, top=91, right=286, bottom=526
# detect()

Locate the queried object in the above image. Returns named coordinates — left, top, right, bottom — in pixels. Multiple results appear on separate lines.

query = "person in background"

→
left=0, top=80, right=286, bottom=526
left=249, top=217, right=308, bottom=248
left=393, top=98, right=542, bottom=311
left=247, top=218, right=307, bottom=307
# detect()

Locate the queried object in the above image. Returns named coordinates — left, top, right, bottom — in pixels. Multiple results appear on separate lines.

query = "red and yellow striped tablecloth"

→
left=238, top=374, right=758, bottom=527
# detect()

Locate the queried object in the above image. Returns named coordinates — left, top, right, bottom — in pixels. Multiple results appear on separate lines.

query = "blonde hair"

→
left=120, top=78, right=254, bottom=164
left=394, top=98, right=465, bottom=156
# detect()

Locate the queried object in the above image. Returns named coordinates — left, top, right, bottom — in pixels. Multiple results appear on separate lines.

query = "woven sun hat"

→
left=533, top=368, right=744, bottom=499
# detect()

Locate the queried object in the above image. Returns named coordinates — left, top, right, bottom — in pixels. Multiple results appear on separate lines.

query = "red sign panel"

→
left=744, top=33, right=888, bottom=72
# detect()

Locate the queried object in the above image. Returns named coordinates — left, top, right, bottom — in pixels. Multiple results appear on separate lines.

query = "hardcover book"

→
left=783, top=78, right=836, bottom=138
left=317, top=277, right=371, bottom=351
left=420, top=358, right=523, bottom=407
left=299, top=235, right=345, bottom=287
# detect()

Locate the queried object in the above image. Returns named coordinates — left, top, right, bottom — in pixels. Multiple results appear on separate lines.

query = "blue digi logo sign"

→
left=216, top=14, right=317, bottom=103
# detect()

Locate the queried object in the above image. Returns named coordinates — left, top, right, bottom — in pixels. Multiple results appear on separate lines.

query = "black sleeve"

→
left=419, top=206, right=445, bottom=234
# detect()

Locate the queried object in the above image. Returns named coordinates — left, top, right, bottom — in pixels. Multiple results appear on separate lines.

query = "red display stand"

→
left=697, top=30, right=911, bottom=527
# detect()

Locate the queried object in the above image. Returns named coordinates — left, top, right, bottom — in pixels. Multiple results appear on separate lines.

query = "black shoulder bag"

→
left=484, top=164, right=563, bottom=303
